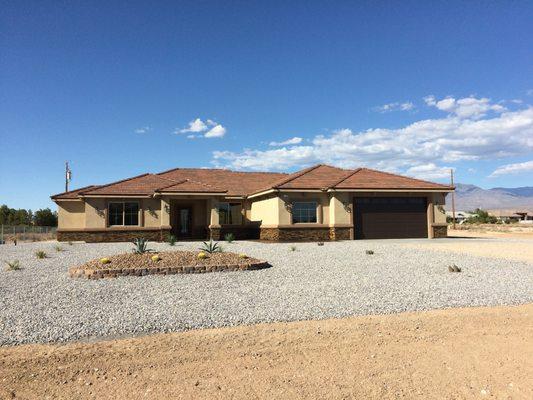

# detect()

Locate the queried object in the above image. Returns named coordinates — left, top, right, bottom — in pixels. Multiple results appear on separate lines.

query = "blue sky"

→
left=1, top=1, right=532, bottom=210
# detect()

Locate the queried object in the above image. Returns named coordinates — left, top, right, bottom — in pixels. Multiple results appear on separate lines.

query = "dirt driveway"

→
left=1, top=304, right=532, bottom=400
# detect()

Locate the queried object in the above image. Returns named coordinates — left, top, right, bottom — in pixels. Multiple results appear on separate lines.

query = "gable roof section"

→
left=80, top=174, right=179, bottom=196
left=334, top=168, right=452, bottom=190
left=51, top=185, right=101, bottom=200
left=275, top=164, right=350, bottom=189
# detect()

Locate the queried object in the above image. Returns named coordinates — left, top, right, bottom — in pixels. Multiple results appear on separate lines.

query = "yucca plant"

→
left=224, top=233, right=235, bottom=243
left=5, top=260, right=21, bottom=271
left=35, top=250, right=47, bottom=259
left=199, top=239, right=222, bottom=254
left=132, top=238, right=153, bottom=254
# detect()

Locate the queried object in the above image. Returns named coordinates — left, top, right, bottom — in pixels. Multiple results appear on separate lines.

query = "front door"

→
left=175, top=207, right=193, bottom=238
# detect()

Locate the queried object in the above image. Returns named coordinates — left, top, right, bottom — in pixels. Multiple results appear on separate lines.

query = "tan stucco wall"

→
left=433, top=193, right=447, bottom=224
left=250, top=194, right=281, bottom=226
left=84, top=198, right=107, bottom=228
left=57, top=201, right=85, bottom=229
left=142, top=198, right=161, bottom=228
left=329, top=192, right=352, bottom=226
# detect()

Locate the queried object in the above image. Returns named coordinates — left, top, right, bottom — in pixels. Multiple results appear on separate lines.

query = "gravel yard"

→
left=1, top=239, right=532, bottom=345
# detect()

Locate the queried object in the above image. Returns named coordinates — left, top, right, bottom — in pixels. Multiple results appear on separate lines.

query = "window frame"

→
left=107, top=201, right=140, bottom=227
left=291, top=201, right=318, bottom=224
left=218, top=202, right=242, bottom=225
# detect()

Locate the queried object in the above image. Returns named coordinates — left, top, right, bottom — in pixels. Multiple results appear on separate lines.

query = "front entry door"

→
left=175, top=207, right=193, bottom=238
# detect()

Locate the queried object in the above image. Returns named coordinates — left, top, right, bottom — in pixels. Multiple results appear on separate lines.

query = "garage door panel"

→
left=355, top=197, right=428, bottom=239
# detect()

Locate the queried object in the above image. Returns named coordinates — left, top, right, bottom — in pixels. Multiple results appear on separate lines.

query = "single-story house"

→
left=51, top=164, right=453, bottom=242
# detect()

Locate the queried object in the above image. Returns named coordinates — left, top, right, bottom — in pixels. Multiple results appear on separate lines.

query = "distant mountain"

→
left=450, top=184, right=533, bottom=211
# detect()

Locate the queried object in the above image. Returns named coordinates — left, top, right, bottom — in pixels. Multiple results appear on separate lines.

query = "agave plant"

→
left=199, top=239, right=222, bottom=254
left=5, top=260, right=21, bottom=271
left=132, top=237, right=154, bottom=254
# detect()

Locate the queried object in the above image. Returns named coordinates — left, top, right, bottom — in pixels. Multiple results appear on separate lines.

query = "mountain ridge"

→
left=449, top=184, right=533, bottom=211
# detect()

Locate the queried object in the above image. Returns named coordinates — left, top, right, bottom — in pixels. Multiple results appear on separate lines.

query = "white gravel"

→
left=1, top=239, right=532, bottom=345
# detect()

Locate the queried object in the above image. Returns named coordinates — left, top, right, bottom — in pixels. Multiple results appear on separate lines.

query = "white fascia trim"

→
left=247, top=189, right=277, bottom=199
left=328, top=188, right=454, bottom=193
left=155, top=192, right=227, bottom=196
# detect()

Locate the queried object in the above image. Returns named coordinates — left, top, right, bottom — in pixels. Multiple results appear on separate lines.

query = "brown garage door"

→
left=354, top=197, right=427, bottom=239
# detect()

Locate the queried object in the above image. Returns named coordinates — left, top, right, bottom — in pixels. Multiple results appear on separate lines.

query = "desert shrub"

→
left=366, top=250, right=374, bottom=255
left=317, top=242, right=324, bottom=246
left=289, top=245, right=297, bottom=252
left=224, top=233, right=235, bottom=243
left=100, top=257, right=111, bottom=264
left=35, top=250, right=47, bottom=259
left=448, top=264, right=461, bottom=273
left=197, top=252, right=208, bottom=259
left=167, top=235, right=177, bottom=246
left=5, top=260, right=21, bottom=271
left=132, top=238, right=153, bottom=254
left=54, top=245, right=63, bottom=252
left=68, top=241, right=73, bottom=246
left=238, top=253, right=248, bottom=259
left=465, top=208, right=498, bottom=224
left=151, top=255, right=161, bottom=262
left=199, top=239, right=222, bottom=254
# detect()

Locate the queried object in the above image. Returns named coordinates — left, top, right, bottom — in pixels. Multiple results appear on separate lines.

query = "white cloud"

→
left=134, top=126, right=151, bottom=134
left=424, top=95, right=506, bottom=119
left=489, top=160, right=533, bottom=177
left=405, top=163, right=452, bottom=180
left=204, top=124, right=226, bottom=138
left=177, top=118, right=226, bottom=138
left=179, top=118, right=208, bottom=133
left=269, top=137, right=303, bottom=146
left=375, top=102, right=414, bottom=113
left=212, top=97, right=533, bottom=181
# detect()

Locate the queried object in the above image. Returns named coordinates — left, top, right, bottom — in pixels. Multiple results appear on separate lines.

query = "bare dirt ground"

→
left=1, top=304, right=532, bottom=400
left=410, top=230, right=533, bottom=263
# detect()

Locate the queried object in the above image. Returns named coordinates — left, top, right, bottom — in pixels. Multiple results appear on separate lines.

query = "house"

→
left=488, top=209, right=533, bottom=223
left=51, top=164, right=453, bottom=242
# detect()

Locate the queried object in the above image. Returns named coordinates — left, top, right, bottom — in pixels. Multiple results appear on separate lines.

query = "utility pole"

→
left=65, top=161, right=72, bottom=192
left=450, top=169, right=456, bottom=230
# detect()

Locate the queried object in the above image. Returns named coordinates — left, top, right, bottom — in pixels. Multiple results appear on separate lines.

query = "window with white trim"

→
left=108, top=202, right=139, bottom=226
left=292, top=201, right=317, bottom=223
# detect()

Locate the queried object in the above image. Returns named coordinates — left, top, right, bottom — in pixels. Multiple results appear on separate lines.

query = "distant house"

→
left=446, top=211, right=476, bottom=224
left=488, top=209, right=533, bottom=223
left=51, top=164, right=453, bottom=242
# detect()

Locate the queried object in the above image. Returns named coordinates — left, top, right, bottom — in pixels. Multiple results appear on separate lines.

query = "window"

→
left=218, top=202, right=241, bottom=225
left=292, top=201, right=317, bottom=223
left=108, top=202, right=139, bottom=226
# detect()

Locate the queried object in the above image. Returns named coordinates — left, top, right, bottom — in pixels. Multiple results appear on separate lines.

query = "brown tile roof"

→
left=334, top=168, right=452, bottom=190
left=156, top=179, right=227, bottom=193
left=156, top=168, right=287, bottom=196
left=50, top=185, right=100, bottom=200
left=51, top=164, right=452, bottom=200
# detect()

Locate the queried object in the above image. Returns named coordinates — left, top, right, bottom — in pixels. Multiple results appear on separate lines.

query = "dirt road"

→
left=1, top=304, right=532, bottom=399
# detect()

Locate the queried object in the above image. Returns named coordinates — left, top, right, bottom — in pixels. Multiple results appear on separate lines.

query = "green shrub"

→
left=100, top=257, right=111, bottom=264
left=5, top=260, right=21, bottom=271
left=199, top=239, right=222, bottom=254
left=54, top=245, right=63, bottom=252
left=465, top=208, right=498, bottom=224
left=224, top=233, right=235, bottom=243
left=35, top=250, right=47, bottom=259
left=132, top=238, right=153, bottom=254
left=289, top=245, right=297, bottom=252
left=167, top=235, right=177, bottom=246
left=366, top=250, right=374, bottom=255
left=68, top=241, right=73, bottom=246
left=317, top=242, right=324, bottom=246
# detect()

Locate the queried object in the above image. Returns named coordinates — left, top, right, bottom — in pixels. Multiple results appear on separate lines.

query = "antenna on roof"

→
left=65, top=161, right=72, bottom=192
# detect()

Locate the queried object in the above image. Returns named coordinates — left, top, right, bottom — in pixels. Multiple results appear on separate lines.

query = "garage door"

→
left=354, top=197, right=428, bottom=239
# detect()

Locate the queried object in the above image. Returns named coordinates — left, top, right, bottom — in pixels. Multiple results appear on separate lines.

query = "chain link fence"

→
left=0, top=225, right=57, bottom=243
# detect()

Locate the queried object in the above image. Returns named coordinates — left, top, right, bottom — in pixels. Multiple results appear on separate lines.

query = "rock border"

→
left=69, top=260, right=270, bottom=279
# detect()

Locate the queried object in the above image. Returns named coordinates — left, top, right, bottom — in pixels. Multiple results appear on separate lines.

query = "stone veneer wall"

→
left=432, top=224, right=448, bottom=238
left=260, top=227, right=351, bottom=241
left=209, top=226, right=260, bottom=240
left=57, top=228, right=171, bottom=243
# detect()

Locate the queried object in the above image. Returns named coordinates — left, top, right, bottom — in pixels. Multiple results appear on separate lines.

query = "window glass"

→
left=108, top=203, right=124, bottom=226
left=124, top=202, right=139, bottom=226
left=292, top=201, right=317, bottom=223
left=218, top=202, right=241, bottom=225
